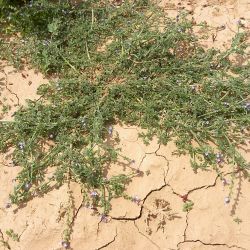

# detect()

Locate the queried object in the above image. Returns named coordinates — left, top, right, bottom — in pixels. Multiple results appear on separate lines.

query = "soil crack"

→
left=167, top=174, right=220, bottom=202
left=111, top=169, right=168, bottom=221
left=70, top=197, right=84, bottom=228
left=2, top=70, right=20, bottom=106
left=95, top=228, right=117, bottom=250
left=133, top=221, right=160, bottom=249
left=176, top=174, right=245, bottom=250
left=0, top=229, right=11, bottom=250
left=177, top=239, right=246, bottom=250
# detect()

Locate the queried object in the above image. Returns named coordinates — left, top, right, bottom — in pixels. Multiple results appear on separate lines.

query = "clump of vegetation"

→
left=183, top=201, right=194, bottom=212
left=0, top=229, right=11, bottom=250
left=233, top=217, right=242, bottom=224
left=0, top=0, right=249, bottom=228
left=5, top=229, right=20, bottom=242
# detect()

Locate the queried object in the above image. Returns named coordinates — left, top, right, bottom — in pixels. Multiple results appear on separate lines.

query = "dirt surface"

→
left=0, top=0, right=250, bottom=249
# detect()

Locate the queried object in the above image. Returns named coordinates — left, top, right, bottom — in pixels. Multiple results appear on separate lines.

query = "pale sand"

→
left=0, top=0, right=249, bottom=249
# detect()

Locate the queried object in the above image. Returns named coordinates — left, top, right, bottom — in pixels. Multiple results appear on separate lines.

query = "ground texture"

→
left=0, top=0, right=250, bottom=249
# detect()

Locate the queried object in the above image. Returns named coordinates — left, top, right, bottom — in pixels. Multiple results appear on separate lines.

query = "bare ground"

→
left=0, top=0, right=250, bottom=249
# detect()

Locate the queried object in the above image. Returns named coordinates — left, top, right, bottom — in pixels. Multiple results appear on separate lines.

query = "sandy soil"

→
left=0, top=0, right=249, bottom=249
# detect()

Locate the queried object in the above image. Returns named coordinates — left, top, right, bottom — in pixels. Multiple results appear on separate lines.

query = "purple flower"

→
left=80, top=117, right=87, bottom=126
left=204, top=152, right=209, bottom=157
left=61, top=241, right=70, bottom=249
left=100, top=214, right=109, bottom=223
left=85, top=203, right=94, bottom=209
left=33, top=191, right=38, bottom=197
left=90, top=191, right=98, bottom=197
left=132, top=196, right=141, bottom=205
left=24, top=183, right=32, bottom=191
left=28, top=1, right=33, bottom=7
left=5, top=202, right=11, bottom=209
left=130, top=160, right=135, bottom=164
left=74, top=162, right=80, bottom=168
left=236, top=19, right=246, bottom=27
left=216, top=153, right=224, bottom=164
left=103, top=177, right=108, bottom=183
left=108, top=126, right=113, bottom=136
left=191, top=85, right=196, bottom=91
left=243, top=102, right=250, bottom=111
left=18, top=142, right=25, bottom=150
left=222, top=178, right=228, bottom=186
left=42, top=40, right=50, bottom=46
left=236, top=19, right=241, bottom=26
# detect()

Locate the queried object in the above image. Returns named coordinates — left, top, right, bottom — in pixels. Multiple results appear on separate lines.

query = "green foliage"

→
left=233, top=217, right=242, bottom=224
left=5, top=229, right=20, bottom=242
left=0, top=0, right=249, bottom=217
left=0, top=0, right=25, bottom=20
left=183, top=201, right=194, bottom=212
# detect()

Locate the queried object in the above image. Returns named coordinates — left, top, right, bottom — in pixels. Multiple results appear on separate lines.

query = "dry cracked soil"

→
left=0, top=0, right=250, bottom=249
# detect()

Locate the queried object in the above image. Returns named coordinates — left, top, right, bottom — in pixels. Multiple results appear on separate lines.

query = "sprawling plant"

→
left=0, top=0, right=249, bottom=213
